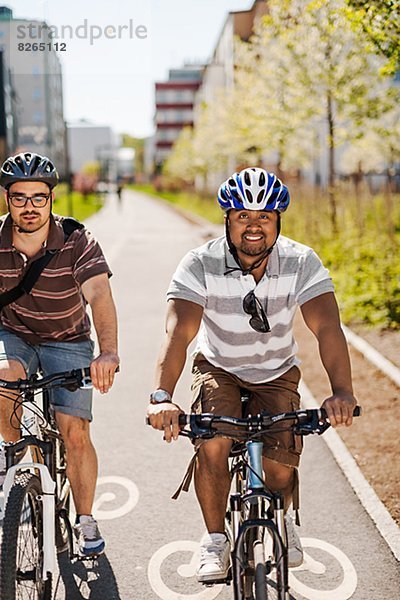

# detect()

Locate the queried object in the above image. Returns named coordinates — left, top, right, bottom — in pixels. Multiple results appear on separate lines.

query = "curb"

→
left=300, top=379, right=400, bottom=562
left=342, top=324, right=400, bottom=389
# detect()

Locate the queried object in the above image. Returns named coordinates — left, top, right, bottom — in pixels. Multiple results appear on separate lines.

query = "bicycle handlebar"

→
left=0, top=367, right=93, bottom=393
left=147, top=406, right=361, bottom=438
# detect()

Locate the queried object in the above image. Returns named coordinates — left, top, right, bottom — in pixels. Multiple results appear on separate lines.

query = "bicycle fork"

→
left=3, top=457, right=56, bottom=580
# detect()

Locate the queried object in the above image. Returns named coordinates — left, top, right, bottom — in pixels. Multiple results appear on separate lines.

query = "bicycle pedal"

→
left=72, top=553, right=101, bottom=563
left=201, top=571, right=231, bottom=586
left=202, top=579, right=227, bottom=587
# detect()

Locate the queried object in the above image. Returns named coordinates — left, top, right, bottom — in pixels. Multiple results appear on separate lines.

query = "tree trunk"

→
left=327, top=88, right=337, bottom=233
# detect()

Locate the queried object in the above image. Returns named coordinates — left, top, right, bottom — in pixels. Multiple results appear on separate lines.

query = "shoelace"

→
left=200, top=541, right=227, bottom=565
left=79, top=518, right=99, bottom=540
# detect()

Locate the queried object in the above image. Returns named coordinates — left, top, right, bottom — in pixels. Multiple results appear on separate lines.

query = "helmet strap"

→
left=224, top=211, right=281, bottom=276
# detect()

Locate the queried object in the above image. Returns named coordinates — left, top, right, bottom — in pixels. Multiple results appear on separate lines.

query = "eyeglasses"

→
left=8, top=194, right=51, bottom=208
left=243, top=290, right=271, bottom=333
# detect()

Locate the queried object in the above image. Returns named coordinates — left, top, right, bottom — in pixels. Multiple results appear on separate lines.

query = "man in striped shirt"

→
left=0, top=152, right=119, bottom=556
left=147, top=168, right=357, bottom=582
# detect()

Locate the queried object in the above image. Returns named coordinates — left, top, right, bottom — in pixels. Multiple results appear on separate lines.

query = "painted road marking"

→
left=93, top=475, right=139, bottom=521
left=290, top=538, right=358, bottom=599
left=148, top=540, right=223, bottom=600
left=148, top=537, right=357, bottom=600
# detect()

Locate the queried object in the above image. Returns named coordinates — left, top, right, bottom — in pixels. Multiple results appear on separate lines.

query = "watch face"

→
left=152, top=390, right=171, bottom=403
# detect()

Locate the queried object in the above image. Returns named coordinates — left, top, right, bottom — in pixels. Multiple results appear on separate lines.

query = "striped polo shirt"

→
left=167, top=235, right=334, bottom=383
left=0, top=214, right=111, bottom=344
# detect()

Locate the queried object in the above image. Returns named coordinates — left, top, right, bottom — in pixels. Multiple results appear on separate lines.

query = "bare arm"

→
left=300, top=292, right=357, bottom=427
left=148, top=298, right=203, bottom=441
left=82, top=273, right=119, bottom=394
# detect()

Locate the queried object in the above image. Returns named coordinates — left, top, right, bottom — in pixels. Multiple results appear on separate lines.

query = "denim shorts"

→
left=0, top=326, right=94, bottom=421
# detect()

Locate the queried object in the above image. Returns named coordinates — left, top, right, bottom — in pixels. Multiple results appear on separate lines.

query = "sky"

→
left=6, top=0, right=253, bottom=138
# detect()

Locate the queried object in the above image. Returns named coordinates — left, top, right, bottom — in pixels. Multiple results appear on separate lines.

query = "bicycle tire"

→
left=254, top=540, right=267, bottom=600
left=0, top=472, right=52, bottom=600
left=54, top=436, right=71, bottom=553
left=242, top=503, right=258, bottom=600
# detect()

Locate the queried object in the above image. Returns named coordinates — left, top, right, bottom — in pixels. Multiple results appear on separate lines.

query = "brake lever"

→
left=294, top=411, right=330, bottom=436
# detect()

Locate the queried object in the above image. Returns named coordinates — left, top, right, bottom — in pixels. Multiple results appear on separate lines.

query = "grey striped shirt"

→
left=167, top=235, right=334, bottom=383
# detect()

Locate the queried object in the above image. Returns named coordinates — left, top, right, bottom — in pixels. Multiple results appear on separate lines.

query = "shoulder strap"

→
left=61, top=217, right=84, bottom=240
left=0, top=217, right=84, bottom=310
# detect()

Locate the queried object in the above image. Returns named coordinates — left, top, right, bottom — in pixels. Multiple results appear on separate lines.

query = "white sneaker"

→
left=197, top=532, right=230, bottom=583
left=285, top=514, right=303, bottom=568
left=74, top=515, right=105, bottom=557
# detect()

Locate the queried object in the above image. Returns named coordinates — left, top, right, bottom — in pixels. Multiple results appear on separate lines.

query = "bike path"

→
left=81, top=191, right=400, bottom=600
left=1, top=191, right=399, bottom=599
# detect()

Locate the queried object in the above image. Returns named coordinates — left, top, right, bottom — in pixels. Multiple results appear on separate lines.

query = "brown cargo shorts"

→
left=190, top=353, right=303, bottom=468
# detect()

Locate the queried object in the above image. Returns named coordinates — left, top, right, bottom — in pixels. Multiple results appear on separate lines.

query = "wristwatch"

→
left=150, top=389, right=172, bottom=404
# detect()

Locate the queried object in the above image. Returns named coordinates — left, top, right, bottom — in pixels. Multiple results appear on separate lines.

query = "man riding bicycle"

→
left=147, top=167, right=357, bottom=583
left=0, top=152, right=119, bottom=556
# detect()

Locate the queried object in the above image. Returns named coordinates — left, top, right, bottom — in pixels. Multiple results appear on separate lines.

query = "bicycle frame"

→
left=229, top=440, right=289, bottom=600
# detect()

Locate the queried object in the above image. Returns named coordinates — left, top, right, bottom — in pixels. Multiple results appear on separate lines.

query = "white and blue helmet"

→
left=217, top=168, right=290, bottom=213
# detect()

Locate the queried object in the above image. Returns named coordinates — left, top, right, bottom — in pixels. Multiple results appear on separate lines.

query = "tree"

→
left=163, top=127, right=196, bottom=183
left=120, top=134, right=145, bottom=175
left=345, top=0, right=400, bottom=74
left=256, top=0, right=393, bottom=229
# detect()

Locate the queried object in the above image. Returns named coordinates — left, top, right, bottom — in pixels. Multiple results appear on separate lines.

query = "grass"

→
left=52, top=185, right=104, bottom=220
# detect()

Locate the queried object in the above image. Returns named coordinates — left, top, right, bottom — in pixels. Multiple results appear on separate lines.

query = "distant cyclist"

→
left=0, top=152, right=119, bottom=556
left=147, top=167, right=357, bottom=583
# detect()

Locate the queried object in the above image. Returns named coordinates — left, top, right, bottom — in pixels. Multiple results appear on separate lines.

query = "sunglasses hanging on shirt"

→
left=242, top=290, right=271, bottom=333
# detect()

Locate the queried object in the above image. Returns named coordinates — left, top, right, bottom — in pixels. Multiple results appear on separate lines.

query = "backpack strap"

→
left=61, top=217, right=84, bottom=240
left=0, top=217, right=84, bottom=310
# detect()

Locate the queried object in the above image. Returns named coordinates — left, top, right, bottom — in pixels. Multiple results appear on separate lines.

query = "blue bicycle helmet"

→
left=218, top=168, right=290, bottom=213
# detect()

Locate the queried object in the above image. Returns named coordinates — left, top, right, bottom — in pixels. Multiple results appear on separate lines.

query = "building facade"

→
left=0, top=7, right=66, bottom=175
left=0, top=47, right=17, bottom=162
left=192, top=0, right=268, bottom=192
left=153, top=65, right=203, bottom=172
left=67, top=121, right=117, bottom=182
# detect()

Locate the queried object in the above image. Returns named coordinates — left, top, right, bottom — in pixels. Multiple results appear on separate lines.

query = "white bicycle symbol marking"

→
left=148, top=537, right=357, bottom=600
left=290, top=537, right=357, bottom=599
left=148, top=540, right=223, bottom=599
left=92, top=475, right=139, bottom=521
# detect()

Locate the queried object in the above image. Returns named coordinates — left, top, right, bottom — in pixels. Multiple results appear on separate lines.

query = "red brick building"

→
left=154, top=65, right=203, bottom=170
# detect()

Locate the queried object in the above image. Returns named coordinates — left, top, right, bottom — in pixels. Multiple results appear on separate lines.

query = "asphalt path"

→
left=1, top=190, right=400, bottom=599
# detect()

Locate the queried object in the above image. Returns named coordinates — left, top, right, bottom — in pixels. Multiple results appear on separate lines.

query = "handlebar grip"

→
left=320, top=405, right=362, bottom=419
left=146, top=414, right=189, bottom=427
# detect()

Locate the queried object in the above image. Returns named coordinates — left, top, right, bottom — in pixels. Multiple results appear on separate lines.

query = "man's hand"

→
left=147, top=402, right=183, bottom=443
left=90, top=352, right=119, bottom=394
left=321, top=392, right=357, bottom=428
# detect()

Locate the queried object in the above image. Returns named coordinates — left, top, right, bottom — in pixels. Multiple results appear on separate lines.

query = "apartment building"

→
left=153, top=65, right=203, bottom=171
left=0, top=7, right=66, bottom=175
left=0, top=47, right=17, bottom=161
left=192, top=0, right=268, bottom=191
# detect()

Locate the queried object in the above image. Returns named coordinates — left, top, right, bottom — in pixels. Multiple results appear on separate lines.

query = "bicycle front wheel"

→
left=0, top=472, right=52, bottom=600
left=54, top=436, right=72, bottom=554
left=253, top=540, right=267, bottom=600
